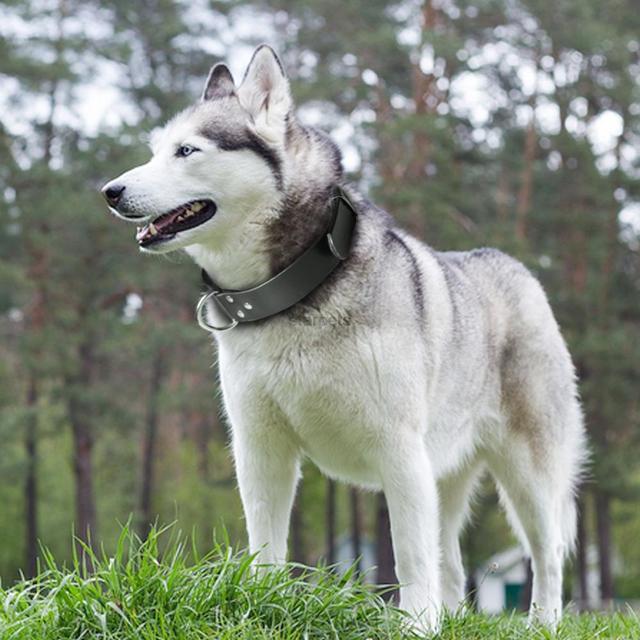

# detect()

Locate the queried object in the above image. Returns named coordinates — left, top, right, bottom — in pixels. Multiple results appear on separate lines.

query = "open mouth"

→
left=136, top=199, right=217, bottom=247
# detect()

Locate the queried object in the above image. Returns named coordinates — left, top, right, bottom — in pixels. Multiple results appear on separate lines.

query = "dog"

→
left=102, top=45, right=587, bottom=633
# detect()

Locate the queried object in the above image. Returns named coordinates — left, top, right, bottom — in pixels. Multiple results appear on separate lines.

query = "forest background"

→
left=1, top=0, right=639, bottom=610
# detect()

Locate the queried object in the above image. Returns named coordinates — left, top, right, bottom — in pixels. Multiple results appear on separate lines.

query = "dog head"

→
left=102, top=45, right=301, bottom=254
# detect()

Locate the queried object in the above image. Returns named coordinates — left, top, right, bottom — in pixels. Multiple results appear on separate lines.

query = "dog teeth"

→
left=191, top=202, right=204, bottom=213
left=149, top=223, right=158, bottom=236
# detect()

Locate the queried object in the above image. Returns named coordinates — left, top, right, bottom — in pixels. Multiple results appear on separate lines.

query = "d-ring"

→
left=196, top=291, right=238, bottom=332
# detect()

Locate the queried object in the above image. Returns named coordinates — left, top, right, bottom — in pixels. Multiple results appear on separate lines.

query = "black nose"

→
left=102, top=183, right=125, bottom=207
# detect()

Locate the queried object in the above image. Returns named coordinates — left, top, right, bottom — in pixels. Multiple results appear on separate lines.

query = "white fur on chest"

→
left=218, top=322, right=426, bottom=486
left=216, top=318, right=487, bottom=485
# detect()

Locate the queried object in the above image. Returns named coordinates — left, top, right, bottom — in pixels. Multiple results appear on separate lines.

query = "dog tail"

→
left=560, top=402, right=590, bottom=559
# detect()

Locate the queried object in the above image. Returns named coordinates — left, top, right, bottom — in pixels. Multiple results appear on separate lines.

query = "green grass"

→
left=0, top=525, right=638, bottom=639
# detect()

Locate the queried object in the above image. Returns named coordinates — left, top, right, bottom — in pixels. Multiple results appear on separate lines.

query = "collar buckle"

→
left=196, top=290, right=239, bottom=332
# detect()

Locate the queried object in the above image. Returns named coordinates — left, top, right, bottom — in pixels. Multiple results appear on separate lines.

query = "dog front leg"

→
left=381, top=440, right=442, bottom=633
left=232, top=425, right=300, bottom=565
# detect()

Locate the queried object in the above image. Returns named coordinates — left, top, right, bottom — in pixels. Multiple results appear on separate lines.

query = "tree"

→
left=0, top=0, right=639, bottom=601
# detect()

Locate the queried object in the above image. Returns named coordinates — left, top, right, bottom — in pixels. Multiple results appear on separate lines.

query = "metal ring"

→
left=327, top=232, right=347, bottom=260
left=196, top=291, right=238, bottom=332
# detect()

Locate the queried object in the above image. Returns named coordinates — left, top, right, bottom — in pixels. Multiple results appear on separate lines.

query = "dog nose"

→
left=102, top=183, right=125, bottom=207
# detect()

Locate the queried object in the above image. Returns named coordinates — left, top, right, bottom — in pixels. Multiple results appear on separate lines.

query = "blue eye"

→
left=176, top=144, right=199, bottom=157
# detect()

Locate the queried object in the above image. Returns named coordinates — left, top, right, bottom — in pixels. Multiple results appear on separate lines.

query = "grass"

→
left=0, top=525, right=638, bottom=639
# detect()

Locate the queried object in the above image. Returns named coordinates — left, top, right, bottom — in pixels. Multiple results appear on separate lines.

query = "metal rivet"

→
left=237, top=310, right=245, bottom=318
left=225, top=295, right=234, bottom=303
left=243, top=302, right=253, bottom=310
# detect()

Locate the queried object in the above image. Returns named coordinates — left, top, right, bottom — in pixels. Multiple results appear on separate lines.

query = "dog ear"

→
left=238, top=45, right=291, bottom=139
left=202, top=63, right=235, bottom=101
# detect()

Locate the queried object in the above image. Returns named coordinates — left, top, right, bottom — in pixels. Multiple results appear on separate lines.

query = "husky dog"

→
left=102, top=45, right=587, bottom=632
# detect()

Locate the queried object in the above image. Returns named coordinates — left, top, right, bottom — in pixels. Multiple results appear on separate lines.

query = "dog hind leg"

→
left=438, top=459, right=484, bottom=612
left=488, top=402, right=584, bottom=629
left=490, top=461, right=565, bottom=626
left=493, top=317, right=586, bottom=626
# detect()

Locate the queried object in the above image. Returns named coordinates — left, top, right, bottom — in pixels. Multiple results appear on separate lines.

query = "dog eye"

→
left=176, top=144, right=199, bottom=158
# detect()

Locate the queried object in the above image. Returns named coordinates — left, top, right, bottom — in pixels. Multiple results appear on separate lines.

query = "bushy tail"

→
left=560, top=401, right=590, bottom=559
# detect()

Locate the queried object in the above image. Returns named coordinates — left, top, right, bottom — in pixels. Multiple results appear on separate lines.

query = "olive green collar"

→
left=196, top=187, right=357, bottom=332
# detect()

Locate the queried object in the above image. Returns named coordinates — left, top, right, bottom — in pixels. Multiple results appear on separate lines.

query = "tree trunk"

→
left=520, top=557, right=533, bottom=611
left=71, top=412, right=96, bottom=564
left=24, top=375, right=38, bottom=578
left=375, top=493, right=397, bottom=602
left=465, top=573, right=478, bottom=612
left=67, top=339, right=97, bottom=566
left=406, top=1, right=439, bottom=175
left=576, top=495, right=589, bottom=610
left=138, top=349, right=166, bottom=538
left=594, top=489, right=614, bottom=606
left=496, top=165, right=510, bottom=243
left=350, top=488, right=362, bottom=573
left=23, top=135, right=51, bottom=580
left=515, top=116, right=536, bottom=241
left=326, top=479, right=336, bottom=565
left=290, top=485, right=305, bottom=572
left=196, top=414, right=211, bottom=480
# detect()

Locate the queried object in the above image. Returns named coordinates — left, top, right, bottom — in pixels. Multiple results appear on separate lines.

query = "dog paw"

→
left=527, top=602, right=560, bottom=631
left=399, top=604, right=442, bottom=637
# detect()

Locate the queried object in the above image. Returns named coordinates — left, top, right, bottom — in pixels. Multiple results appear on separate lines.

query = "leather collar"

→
left=196, top=186, right=357, bottom=332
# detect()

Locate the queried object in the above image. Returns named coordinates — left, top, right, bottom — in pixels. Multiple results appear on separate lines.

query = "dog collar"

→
left=196, top=187, right=357, bottom=332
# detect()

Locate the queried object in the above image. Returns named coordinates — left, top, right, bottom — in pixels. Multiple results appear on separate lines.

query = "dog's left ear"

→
left=238, top=45, right=291, bottom=140
left=202, top=63, right=235, bottom=101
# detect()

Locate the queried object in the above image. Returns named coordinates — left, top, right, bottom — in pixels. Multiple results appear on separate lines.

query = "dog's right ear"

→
left=202, top=63, right=235, bottom=101
left=237, top=45, right=291, bottom=143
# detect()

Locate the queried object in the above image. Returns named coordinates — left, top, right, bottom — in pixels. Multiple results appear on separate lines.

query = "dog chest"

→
left=270, top=356, right=387, bottom=485
left=219, top=329, right=414, bottom=485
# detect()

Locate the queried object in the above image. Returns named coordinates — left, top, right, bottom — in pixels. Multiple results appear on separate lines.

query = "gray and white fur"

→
left=103, top=45, right=588, bottom=633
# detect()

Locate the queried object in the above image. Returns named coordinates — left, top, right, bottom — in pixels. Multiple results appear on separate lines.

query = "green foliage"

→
left=1, top=524, right=639, bottom=640
left=0, top=524, right=413, bottom=639
left=1, top=0, right=639, bottom=606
